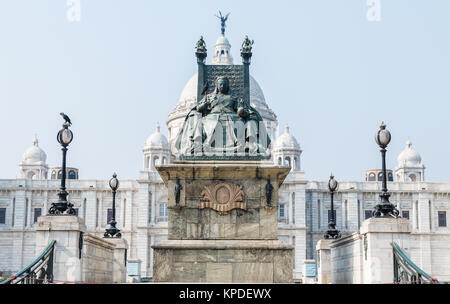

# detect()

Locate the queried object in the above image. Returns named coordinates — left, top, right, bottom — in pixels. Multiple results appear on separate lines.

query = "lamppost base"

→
left=104, top=223, right=121, bottom=238
left=373, top=203, right=399, bottom=218
left=324, top=228, right=341, bottom=239
left=48, top=201, right=77, bottom=216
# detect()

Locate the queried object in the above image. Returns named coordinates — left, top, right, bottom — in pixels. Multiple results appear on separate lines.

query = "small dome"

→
left=22, top=135, right=47, bottom=164
left=274, top=125, right=301, bottom=150
left=145, top=124, right=169, bottom=149
left=397, top=139, right=422, bottom=166
left=216, top=35, right=230, bottom=46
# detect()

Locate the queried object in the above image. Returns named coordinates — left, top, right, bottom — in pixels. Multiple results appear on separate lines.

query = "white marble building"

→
left=0, top=32, right=449, bottom=283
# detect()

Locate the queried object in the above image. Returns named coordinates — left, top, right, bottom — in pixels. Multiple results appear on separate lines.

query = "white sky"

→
left=0, top=0, right=449, bottom=182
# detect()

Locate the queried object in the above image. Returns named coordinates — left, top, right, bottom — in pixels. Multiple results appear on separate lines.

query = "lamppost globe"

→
left=57, top=127, right=73, bottom=146
left=328, top=174, right=338, bottom=192
left=375, top=122, right=391, bottom=148
left=109, top=173, right=119, bottom=191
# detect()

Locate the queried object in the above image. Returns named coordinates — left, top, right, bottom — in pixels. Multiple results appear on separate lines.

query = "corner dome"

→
left=274, top=125, right=301, bottom=151
left=22, top=136, right=47, bottom=165
left=397, top=139, right=422, bottom=166
left=145, top=124, right=169, bottom=150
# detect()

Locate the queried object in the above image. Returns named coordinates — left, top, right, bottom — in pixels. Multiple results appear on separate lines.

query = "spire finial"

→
left=215, top=11, right=230, bottom=36
left=406, top=138, right=412, bottom=148
left=33, top=134, right=38, bottom=146
left=285, top=124, right=290, bottom=134
left=156, top=122, right=160, bottom=132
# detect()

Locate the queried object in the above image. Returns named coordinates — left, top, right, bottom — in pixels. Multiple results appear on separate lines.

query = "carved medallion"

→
left=200, top=182, right=246, bottom=215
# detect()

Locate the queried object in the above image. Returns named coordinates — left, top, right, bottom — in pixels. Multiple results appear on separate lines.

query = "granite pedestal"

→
left=152, top=161, right=294, bottom=283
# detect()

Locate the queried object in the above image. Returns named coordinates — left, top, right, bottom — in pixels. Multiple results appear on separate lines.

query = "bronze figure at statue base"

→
left=151, top=161, right=293, bottom=283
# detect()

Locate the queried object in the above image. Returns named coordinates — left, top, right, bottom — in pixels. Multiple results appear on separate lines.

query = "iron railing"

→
left=392, top=242, right=439, bottom=284
left=0, top=240, right=56, bottom=284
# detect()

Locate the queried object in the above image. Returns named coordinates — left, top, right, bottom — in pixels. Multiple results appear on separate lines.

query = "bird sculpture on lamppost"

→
left=48, top=113, right=76, bottom=215
left=104, top=173, right=121, bottom=238
left=324, top=174, right=341, bottom=239
left=373, top=122, right=399, bottom=217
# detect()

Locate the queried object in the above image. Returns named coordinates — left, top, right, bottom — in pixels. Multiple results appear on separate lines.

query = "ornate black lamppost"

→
left=104, top=173, right=121, bottom=238
left=373, top=122, right=399, bottom=217
left=49, top=114, right=76, bottom=215
left=324, top=174, right=341, bottom=239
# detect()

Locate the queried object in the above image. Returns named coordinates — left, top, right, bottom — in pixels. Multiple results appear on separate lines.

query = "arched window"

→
left=388, top=172, right=393, bottom=182
left=409, top=174, right=416, bottom=182
left=152, top=156, right=160, bottom=169
left=377, top=172, right=383, bottom=181
left=368, top=173, right=376, bottom=181
left=57, top=170, right=63, bottom=179
left=285, top=156, right=291, bottom=167
left=162, top=156, right=167, bottom=165
left=27, top=171, right=35, bottom=179
left=278, top=157, right=282, bottom=165
left=68, top=170, right=76, bottom=179
left=51, top=171, right=56, bottom=179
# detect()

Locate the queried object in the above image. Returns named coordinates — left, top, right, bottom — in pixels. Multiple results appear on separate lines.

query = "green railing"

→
left=392, top=242, right=439, bottom=284
left=0, top=240, right=56, bottom=284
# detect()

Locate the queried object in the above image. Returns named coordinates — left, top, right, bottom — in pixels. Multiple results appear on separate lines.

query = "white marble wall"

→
left=1, top=176, right=450, bottom=282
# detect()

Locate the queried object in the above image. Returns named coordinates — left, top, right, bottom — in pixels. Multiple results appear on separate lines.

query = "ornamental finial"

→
left=215, top=11, right=230, bottom=35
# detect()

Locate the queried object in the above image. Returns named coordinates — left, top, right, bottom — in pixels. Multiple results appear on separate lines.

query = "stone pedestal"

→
left=329, top=217, right=411, bottom=284
left=316, top=239, right=332, bottom=284
left=360, top=217, right=411, bottom=284
left=152, top=161, right=294, bottom=283
left=106, top=238, right=129, bottom=283
left=35, top=215, right=86, bottom=283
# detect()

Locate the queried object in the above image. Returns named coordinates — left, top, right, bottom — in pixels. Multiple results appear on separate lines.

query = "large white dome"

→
left=22, top=136, right=47, bottom=165
left=397, top=139, right=422, bottom=167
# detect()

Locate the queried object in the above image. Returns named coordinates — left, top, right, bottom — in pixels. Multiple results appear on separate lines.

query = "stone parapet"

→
left=102, top=238, right=128, bottom=283
left=81, top=234, right=115, bottom=283
left=35, top=215, right=86, bottom=283
left=329, top=217, right=413, bottom=284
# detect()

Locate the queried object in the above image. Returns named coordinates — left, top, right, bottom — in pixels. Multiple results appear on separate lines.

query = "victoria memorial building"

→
left=0, top=30, right=449, bottom=283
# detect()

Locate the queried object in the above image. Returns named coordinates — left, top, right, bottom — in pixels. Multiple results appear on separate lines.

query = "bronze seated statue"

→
left=175, top=76, right=271, bottom=159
